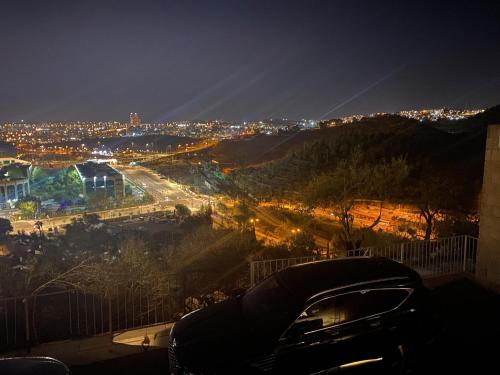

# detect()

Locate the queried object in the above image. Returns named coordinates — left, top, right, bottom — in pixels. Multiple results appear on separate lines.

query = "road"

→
left=121, top=139, right=218, bottom=163
left=116, top=164, right=209, bottom=209
left=11, top=203, right=163, bottom=233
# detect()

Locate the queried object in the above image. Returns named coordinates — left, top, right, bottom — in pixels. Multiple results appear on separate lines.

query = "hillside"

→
left=432, top=104, right=500, bottom=133
left=209, top=115, right=422, bottom=167
left=225, top=105, right=500, bottom=210
left=211, top=105, right=500, bottom=171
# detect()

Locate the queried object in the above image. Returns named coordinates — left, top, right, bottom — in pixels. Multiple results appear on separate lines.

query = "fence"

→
left=249, top=235, right=478, bottom=286
left=0, top=270, right=232, bottom=353
left=250, top=256, right=319, bottom=287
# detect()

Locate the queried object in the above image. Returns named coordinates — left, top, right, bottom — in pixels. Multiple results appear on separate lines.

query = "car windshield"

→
left=242, top=275, right=298, bottom=326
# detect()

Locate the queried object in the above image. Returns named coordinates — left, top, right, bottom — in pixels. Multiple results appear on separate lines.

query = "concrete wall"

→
left=4, top=322, right=173, bottom=366
left=477, top=124, right=500, bottom=290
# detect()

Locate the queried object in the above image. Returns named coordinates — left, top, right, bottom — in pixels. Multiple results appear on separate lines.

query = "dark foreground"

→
left=71, top=278, right=500, bottom=375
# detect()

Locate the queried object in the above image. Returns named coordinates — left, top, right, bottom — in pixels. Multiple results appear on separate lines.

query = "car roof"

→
left=278, top=257, right=421, bottom=301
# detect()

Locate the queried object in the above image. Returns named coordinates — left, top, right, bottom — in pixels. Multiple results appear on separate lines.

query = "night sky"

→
left=1, top=0, right=499, bottom=122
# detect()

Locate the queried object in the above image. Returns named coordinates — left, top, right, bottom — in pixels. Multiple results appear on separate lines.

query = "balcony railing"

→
left=249, top=235, right=477, bottom=287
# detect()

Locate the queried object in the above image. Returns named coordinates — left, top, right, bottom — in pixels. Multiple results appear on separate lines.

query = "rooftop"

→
left=0, top=163, right=30, bottom=182
left=74, top=162, right=121, bottom=179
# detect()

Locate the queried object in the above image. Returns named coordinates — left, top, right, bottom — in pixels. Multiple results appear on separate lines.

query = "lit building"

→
left=0, top=159, right=32, bottom=208
left=130, top=112, right=141, bottom=127
left=74, top=161, right=124, bottom=200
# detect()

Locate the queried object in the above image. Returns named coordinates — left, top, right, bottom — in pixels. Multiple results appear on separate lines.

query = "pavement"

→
left=71, top=348, right=169, bottom=375
left=68, top=277, right=500, bottom=375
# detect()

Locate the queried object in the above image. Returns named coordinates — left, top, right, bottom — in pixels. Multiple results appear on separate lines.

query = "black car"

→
left=168, top=257, right=440, bottom=374
left=0, top=357, right=69, bottom=375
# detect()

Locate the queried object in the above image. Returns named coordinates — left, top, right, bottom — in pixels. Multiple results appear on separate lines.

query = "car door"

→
left=273, top=288, right=412, bottom=374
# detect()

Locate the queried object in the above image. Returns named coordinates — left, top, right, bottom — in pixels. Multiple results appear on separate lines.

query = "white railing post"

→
left=463, top=235, right=468, bottom=272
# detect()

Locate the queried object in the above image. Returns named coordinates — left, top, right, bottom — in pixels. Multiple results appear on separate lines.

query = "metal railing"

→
left=249, top=235, right=478, bottom=286
left=346, top=235, right=477, bottom=277
left=0, top=270, right=231, bottom=353
left=250, top=256, right=319, bottom=287
left=0, top=289, right=179, bottom=353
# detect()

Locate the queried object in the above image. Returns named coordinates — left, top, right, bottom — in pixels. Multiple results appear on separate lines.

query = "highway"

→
left=115, top=164, right=208, bottom=210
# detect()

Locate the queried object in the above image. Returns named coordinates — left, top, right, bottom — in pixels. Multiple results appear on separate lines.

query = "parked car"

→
left=0, top=357, right=69, bottom=375
left=168, top=257, right=440, bottom=374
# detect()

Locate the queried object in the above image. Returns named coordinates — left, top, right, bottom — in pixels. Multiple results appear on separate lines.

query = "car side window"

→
left=294, top=289, right=411, bottom=333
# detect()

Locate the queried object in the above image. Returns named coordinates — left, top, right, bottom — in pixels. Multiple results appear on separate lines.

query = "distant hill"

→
left=223, top=105, right=500, bottom=210
left=210, top=115, right=422, bottom=167
left=432, top=104, right=500, bottom=133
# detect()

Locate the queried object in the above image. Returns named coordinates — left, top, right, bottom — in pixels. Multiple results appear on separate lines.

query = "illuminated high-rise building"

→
left=129, top=112, right=140, bottom=126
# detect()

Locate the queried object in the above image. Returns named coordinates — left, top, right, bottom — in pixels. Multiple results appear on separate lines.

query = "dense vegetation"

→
left=30, top=167, right=83, bottom=204
left=227, top=106, right=500, bottom=243
left=0, top=207, right=317, bottom=300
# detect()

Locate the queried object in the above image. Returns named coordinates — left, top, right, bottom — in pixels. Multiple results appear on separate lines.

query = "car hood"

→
left=170, top=298, right=256, bottom=369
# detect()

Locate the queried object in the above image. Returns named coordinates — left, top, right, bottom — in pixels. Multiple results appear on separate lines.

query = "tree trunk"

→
left=423, top=212, right=434, bottom=241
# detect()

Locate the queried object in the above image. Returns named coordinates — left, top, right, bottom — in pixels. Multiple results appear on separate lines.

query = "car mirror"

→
left=230, top=287, right=246, bottom=298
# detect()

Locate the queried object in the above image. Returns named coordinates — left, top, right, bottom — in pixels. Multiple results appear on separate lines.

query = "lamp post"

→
left=249, top=218, right=259, bottom=229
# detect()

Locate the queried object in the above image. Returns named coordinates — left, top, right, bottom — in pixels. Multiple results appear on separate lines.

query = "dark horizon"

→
left=1, top=0, right=499, bottom=123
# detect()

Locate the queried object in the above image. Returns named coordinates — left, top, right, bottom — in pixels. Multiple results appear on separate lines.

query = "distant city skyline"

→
left=1, top=106, right=487, bottom=125
left=1, top=0, right=499, bottom=123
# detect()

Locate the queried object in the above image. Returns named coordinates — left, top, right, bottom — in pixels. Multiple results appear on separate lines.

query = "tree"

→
left=18, top=199, right=39, bottom=219
left=87, top=189, right=111, bottom=209
left=304, top=147, right=408, bottom=250
left=82, top=213, right=102, bottom=226
left=0, top=218, right=13, bottom=242
left=232, top=201, right=254, bottom=230
left=174, top=226, right=261, bottom=291
left=61, top=167, right=83, bottom=200
left=287, top=230, right=317, bottom=257
left=409, top=167, right=463, bottom=241
left=175, top=203, right=191, bottom=219
left=30, top=166, right=48, bottom=182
